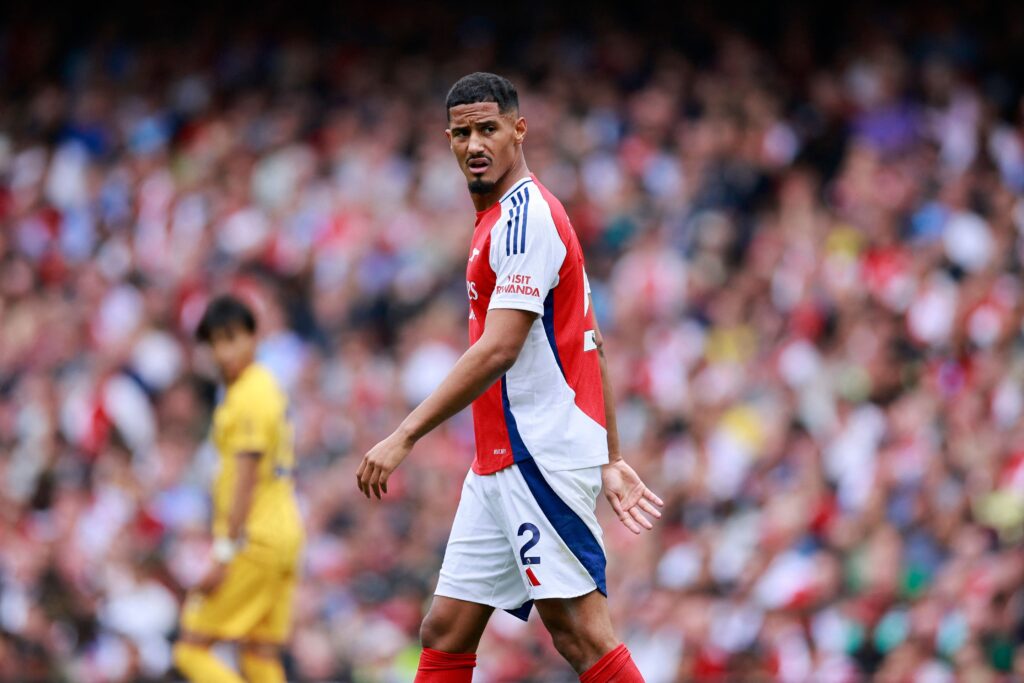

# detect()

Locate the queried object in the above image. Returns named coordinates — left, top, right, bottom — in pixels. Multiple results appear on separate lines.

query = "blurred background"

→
left=3, top=0, right=1024, bottom=680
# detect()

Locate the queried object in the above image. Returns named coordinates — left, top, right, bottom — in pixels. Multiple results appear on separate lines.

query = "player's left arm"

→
left=591, top=295, right=665, bottom=534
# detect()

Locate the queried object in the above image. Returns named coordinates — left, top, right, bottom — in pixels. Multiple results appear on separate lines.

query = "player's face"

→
left=208, top=325, right=256, bottom=382
left=446, top=102, right=526, bottom=195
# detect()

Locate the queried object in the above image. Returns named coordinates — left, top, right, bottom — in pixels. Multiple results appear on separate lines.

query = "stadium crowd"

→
left=3, top=3, right=1024, bottom=681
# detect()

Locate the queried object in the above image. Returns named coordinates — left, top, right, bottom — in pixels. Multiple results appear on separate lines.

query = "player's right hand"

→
left=195, top=560, right=228, bottom=594
left=356, top=430, right=413, bottom=500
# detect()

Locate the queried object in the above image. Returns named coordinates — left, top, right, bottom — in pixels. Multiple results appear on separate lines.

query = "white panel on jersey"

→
left=487, top=183, right=567, bottom=316
left=484, top=178, right=609, bottom=472
left=506, top=320, right=609, bottom=472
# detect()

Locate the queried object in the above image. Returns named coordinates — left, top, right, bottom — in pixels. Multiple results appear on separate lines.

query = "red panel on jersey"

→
left=467, top=205, right=515, bottom=474
left=534, top=181, right=606, bottom=429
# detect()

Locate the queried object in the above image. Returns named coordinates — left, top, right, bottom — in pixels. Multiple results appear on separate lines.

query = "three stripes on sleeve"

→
left=505, top=186, right=530, bottom=256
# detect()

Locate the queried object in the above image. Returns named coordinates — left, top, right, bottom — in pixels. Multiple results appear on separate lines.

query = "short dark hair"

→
left=446, top=72, right=519, bottom=118
left=195, top=295, right=256, bottom=343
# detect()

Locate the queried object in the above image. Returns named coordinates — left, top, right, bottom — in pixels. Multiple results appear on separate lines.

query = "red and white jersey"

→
left=466, top=174, right=608, bottom=475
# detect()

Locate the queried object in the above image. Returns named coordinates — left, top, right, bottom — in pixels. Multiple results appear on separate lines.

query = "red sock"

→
left=580, top=644, right=644, bottom=683
left=414, top=648, right=477, bottom=682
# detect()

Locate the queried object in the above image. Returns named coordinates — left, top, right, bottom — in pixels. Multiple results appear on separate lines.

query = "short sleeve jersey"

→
left=465, top=175, right=608, bottom=474
left=212, top=363, right=303, bottom=558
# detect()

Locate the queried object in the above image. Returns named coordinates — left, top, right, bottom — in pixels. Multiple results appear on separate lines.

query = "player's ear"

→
left=514, top=116, right=527, bottom=145
left=444, top=128, right=453, bottom=149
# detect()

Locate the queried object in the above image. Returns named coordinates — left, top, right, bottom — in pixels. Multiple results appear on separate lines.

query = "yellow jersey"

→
left=211, top=363, right=303, bottom=564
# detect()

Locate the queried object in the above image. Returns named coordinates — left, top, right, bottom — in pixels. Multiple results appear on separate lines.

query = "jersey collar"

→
left=475, top=174, right=536, bottom=221
left=499, top=175, right=534, bottom=203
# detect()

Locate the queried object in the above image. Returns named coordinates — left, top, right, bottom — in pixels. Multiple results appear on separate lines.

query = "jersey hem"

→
left=471, top=452, right=610, bottom=476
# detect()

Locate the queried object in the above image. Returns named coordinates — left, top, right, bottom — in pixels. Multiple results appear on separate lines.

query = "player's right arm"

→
left=358, top=186, right=567, bottom=500
left=196, top=451, right=259, bottom=593
left=356, top=308, right=536, bottom=499
left=200, top=387, right=273, bottom=590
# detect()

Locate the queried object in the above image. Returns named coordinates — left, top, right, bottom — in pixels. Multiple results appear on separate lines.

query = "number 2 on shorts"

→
left=517, top=523, right=541, bottom=565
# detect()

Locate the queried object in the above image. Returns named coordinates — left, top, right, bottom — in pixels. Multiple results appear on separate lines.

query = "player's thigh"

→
left=497, top=460, right=607, bottom=602
left=180, top=554, right=277, bottom=641
left=247, top=569, right=298, bottom=646
left=435, top=471, right=530, bottom=613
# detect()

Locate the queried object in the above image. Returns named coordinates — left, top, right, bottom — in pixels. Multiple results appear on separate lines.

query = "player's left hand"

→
left=356, top=430, right=413, bottom=499
left=602, top=459, right=664, bottom=534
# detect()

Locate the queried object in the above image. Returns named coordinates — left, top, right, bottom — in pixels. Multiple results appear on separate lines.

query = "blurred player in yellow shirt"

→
left=173, top=295, right=304, bottom=683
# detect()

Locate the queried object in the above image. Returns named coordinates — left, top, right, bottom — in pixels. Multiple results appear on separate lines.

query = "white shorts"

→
left=434, top=458, right=606, bottom=620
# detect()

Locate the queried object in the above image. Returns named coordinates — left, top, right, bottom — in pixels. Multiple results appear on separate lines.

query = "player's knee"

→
left=172, top=640, right=202, bottom=672
left=419, top=609, right=448, bottom=650
left=241, top=647, right=285, bottom=683
left=241, top=642, right=281, bottom=660
left=419, top=607, right=470, bottom=652
left=547, top=625, right=586, bottom=670
left=546, top=622, right=618, bottom=673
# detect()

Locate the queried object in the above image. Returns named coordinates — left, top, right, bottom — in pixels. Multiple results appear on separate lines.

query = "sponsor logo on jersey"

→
left=495, top=274, right=540, bottom=297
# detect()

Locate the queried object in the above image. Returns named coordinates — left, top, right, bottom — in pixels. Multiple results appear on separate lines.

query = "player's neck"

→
left=471, top=158, right=530, bottom=212
left=223, top=358, right=255, bottom=385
